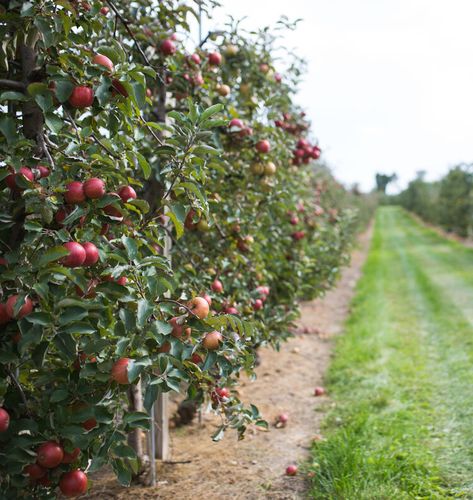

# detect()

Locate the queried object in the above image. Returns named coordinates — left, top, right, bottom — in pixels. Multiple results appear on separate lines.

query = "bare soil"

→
left=88, top=227, right=372, bottom=500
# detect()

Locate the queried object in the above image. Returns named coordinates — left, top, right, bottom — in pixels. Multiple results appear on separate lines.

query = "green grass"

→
left=308, top=207, right=473, bottom=499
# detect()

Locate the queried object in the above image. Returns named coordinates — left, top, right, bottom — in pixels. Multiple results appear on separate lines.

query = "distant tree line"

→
left=392, top=164, right=473, bottom=237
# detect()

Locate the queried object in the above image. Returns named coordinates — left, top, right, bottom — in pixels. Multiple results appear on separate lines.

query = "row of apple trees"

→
left=0, top=0, right=358, bottom=497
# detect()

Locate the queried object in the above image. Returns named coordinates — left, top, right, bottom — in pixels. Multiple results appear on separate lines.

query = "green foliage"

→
left=0, top=0, right=356, bottom=497
left=394, top=165, right=473, bottom=237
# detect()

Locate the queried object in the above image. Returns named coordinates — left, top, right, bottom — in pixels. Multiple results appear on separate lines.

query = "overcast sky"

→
left=202, top=0, right=473, bottom=192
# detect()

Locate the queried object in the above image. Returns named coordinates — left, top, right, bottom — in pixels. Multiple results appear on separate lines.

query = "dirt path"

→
left=90, top=227, right=372, bottom=500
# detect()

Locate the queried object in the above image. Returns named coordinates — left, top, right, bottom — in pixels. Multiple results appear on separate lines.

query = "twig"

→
left=156, top=298, right=198, bottom=318
left=140, top=117, right=164, bottom=146
left=37, top=132, right=55, bottom=169
left=63, top=112, right=87, bottom=159
left=6, top=367, right=31, bottom=417
left=163, top=139, right=195, bottom=200
left=90, top=133, right=121, bottom=160
left=0, top=79, right=26, bottom=91
left=214, top=221, right=226, bottom=239
left=106, top=0, right=165, bottom=84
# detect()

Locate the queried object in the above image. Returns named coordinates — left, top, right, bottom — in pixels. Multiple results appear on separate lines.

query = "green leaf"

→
left=95, top=46, right=121, bottom=65
left=131, top=82, right=146, bottom=109
left=111, top=458, right=132, bottom=486
left=199, top=103, right=224, bottom=123
left=58, top=307, right=89, bottom=325
left=137, top=299, right=153, bottom=329
left=0, top=116, right=17, bottom=144
left=35, top=17, right=55, bottom=48
left=112, top=443, right=137, bottom=459
left=53, top=332, right=76, bottom=360
left=143, top=379, right=162, bottom=411
left=45, top=113, right=64, bottom=134
left=25, top=312, right=53, bottom=326
left=121, top=236, right=138, bottom=260
left=165, top=203, right=186, bottom=239
left=50, top=389, right=69, bottom=403
left=135, top=152, right=151, bottom=179
left=0, top=91, right=28, bottom=102
left=27, top=82, right=48, bottom=97
left=37, top=245, right=69, bottom=267
left=54, top=80, right=74, bottom=103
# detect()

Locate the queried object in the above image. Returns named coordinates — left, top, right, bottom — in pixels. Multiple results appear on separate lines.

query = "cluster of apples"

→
left=60, top=177, right=136, bottom=221
left=274, top=111, right=309, bottom=136
left=291, top=137, right=321, bottom=166
left=4, top=165, right=50, bottom=191
left=52, top=51, right=130, bottom=109
left=22, top=440, right=87, bottom=496
left=157, top=33, right=229, bottom=100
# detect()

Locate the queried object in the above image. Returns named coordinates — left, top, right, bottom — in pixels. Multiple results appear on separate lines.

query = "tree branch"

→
left=156, top=299, right=198, bottom=318
left=6, top=367, right=31, bottom=417
left=0, top=79, right=26, bottom=91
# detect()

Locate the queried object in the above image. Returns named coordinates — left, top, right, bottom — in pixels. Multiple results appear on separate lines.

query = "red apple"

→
left=64, top=181, right=85, bottom=204
left=0, top=304, right=11, bottom=325
left=211, top=279, right=223, bottom=293
left=202, top=331, right=222, bottom=350
left=190, top=53, right=201, bottom=64
left=314, top=386, right=325, bottom=396
left=111, top=79, right=129, bottom=97
left=255, top=139, right=270, bottom=153
left=116, top=276, right=127, bottom=286
left=81, top=242, right=99, bottom=266
left=286, top=465, right=297, bottom=476
left=118, top=185, right=137, bottom=203
left=69, top=86, right=94, bottom=108
left=229, top=118, right=244, bottom=129
left=311, top=146, right=321, bottom=159
left=6, top=295, right=33, bottom=319
left=146, top=88, right=152, bottom=98
left=278, top=413, right=289, bottom=424
left=24, top=463, right=47, bottom=479
left=0, top=408, right=9, bottom=432
left=6, top=167, right=34, bottom=190
left=188, top=296, right=210, bottom=319
left=225, top=306, right=239, bottom=315
left=191, top=353, right=203, bottom=364
left=168, top=317, right=191, bottom=341
left=62, top=242, right=86, bottom=268
left=83, top=178, right=106, bottom=199
left=208, top=51, right=222, bottom=66
left=290, top=216, right=299, bottom=225
left=62, top=447, right=81, bottom=464
left=259, top=63, right=270, bottom=73
left=253, top=299, right=263, bottom=311
left=292, top=231, right=305, bottom=241
left=160, top=38, right=176, bottom=56
left=59, top=470, right=88, bottom=497
left=100, top=6, right=109, bottom=14
left=111, top=358, right=130, bottom=384
left=82, top=417, right=97, bottom=431
left=37, top=165, right=50, bottom=178
left=202, top=293, right=212, bottom=306
left=215, top=387, right=230, bottom=399
left=92, top=54, right=114, bottom=72
left=36, top=441, right=64, bottom=468
left=274, top=72, right=282, bottom=83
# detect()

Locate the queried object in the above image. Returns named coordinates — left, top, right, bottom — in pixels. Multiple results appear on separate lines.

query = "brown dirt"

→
left=88, top=226, right=372, bottom=500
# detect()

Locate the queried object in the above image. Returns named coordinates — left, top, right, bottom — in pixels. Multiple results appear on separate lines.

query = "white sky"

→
left=202, top=0, right=473, bottom=192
